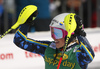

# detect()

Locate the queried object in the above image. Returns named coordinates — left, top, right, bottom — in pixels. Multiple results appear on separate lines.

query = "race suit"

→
left=13, top=24, right=95, bottom=69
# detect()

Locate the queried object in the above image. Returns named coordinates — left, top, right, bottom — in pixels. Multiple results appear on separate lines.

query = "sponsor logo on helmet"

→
left=51, top=22, right=54, bottom=26
left=51, top=19, right=59, bottom=26
left=53, top=53, right=68, bottom=60
left=52, top=19, right=59, bottom=23
left=59, top=22, right=64, bottom=26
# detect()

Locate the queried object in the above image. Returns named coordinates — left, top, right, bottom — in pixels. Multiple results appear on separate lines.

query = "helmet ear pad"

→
left=65, top=34, right=76, bottom=45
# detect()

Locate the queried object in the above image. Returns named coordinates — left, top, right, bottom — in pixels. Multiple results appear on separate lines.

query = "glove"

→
left=74, top=15, right=86, bottom=37
left=25, top=10, right=38, bottom=25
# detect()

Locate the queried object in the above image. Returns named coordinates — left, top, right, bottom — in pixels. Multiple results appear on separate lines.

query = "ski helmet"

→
left=49, top=13, right=74, bottom=39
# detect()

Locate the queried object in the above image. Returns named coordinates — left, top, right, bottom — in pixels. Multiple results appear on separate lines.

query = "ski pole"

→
left=0, top=5, right=37, bottom=39
left=57, top=13, right=77, bottom=69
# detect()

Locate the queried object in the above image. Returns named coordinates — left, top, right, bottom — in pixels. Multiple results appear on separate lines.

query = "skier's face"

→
left=51, top=27, right=65, bottom=48
left=53, top=38, right=65, bottom=48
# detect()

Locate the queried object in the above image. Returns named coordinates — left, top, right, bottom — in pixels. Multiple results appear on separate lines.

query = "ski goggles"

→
left=50, top=27, right=74, bottom=39
left=50, top=27, right=67, bottom=39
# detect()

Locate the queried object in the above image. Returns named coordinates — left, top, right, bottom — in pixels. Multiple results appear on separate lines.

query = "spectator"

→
left=0, top=0, right=4, bottom=34
left=51, top=0, right=89, bottom=28
left=56, top=0, right=82, bottom=15
left=91, top=0, right=97, bottom=28
left=0, top=0, right=3, bottom=16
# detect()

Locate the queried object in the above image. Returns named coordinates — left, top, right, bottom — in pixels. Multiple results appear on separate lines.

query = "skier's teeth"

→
left=55, top=41, right=58, bottom=42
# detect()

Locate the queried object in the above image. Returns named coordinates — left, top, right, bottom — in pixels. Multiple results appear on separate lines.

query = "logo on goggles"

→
left=59, top=22, right=64, bottom=26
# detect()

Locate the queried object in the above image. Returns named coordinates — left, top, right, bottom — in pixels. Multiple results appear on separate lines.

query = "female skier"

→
left=13, top=5, right=95, bottom=69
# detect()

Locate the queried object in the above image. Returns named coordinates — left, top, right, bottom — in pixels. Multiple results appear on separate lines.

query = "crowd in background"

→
left=0, top=0, right=98, bottom=34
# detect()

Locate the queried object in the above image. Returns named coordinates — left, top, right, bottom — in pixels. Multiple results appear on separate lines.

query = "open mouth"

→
left=55, top=41, right=59, bottom=44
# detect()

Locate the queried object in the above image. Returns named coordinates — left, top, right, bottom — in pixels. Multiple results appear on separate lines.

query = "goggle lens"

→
left=53, top=28, right=63, bottom=39
left=50, top=27, right=67, bottom=39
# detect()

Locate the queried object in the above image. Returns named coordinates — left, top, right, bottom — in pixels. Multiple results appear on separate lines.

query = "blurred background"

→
left=0, top=0, right=100, bottom=69
left=0, top=0, right=100, bottom=33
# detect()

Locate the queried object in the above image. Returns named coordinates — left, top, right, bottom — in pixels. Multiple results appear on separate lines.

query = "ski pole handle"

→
left=63, top=13, right=77, bottom=52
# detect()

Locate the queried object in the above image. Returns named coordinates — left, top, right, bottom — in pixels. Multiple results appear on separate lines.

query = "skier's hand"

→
left=74, top=15, right=86, bottom=37
left=25, top=10, right=38, bottom=25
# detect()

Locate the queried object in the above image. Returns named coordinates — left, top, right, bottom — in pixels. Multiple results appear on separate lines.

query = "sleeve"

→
left=13, top=24, right=51, bottom=57
left=76, top=36, right=95, bottom=68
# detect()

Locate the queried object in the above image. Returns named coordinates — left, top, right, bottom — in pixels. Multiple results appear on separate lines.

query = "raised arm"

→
left=13, top=5, right=51, bottom=57
left=13, top=24, right=51, bottom=57
left=76, top=36, right=95, bottom=68
left=74, top=15, right=95, bottom=68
